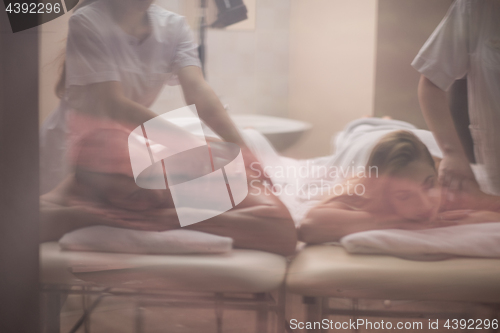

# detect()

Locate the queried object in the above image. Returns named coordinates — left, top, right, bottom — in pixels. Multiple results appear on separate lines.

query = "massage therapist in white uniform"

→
left=413, top=0, right=500, bottom=196
left=40, top=0, right=263, bottom=194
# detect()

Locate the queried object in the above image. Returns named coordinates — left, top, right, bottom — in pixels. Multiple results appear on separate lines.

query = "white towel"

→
left=59, top=226, right=233, bottom=255
left=341, top=223, right=500, bottom=259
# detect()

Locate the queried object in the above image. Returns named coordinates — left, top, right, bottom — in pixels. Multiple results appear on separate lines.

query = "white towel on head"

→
left=340, top=223, right=500, bottom=259
left=59, top=226, right=233, bottom=255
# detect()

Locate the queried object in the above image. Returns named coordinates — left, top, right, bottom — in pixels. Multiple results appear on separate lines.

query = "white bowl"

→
left=230, top=115, right=312, bottom=151
left=166, top=114, right=312, bottom=151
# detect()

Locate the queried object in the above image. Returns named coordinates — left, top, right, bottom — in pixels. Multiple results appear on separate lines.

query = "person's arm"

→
left=76, top=76, right=270, bottom=181
left=40, top=196, right=181, bottom=243
left=418, top=75, right=477, bottom=189
left=177, top=66, right=271, bottom=183
left=82, top=81, right=157, bottom=125
left=438, top=209, right=500, bottom=225
left=77, top=81, right=201, bottom=139
left=299, top=201, right=456, bottom=244
left=178, top=66, right=246, bottom=146
left=39, top=177, right=181, bottom=243
left=299, top=202, right=397, bottom=244
left=40, top=199, right=99, bottom=243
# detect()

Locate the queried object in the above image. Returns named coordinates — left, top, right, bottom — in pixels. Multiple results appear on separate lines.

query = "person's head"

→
left=365, top=130, right=441, bottom=221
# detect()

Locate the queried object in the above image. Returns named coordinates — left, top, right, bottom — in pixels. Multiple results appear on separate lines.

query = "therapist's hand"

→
left=438, top=153, right=479, bottom=208
left=440, top=170, right=487, bottom=213
left=418, top=75, right=479, bottom=200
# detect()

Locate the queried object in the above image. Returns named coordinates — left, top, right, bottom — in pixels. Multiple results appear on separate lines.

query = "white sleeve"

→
left=170, top=17, right=202, bottom=74
left=411, top=0, right=470, bottom=91
left=65, top=15, right=120, bottom=87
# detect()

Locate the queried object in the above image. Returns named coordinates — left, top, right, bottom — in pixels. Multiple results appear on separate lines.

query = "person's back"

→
left=40, top=127, right=297, bottom=255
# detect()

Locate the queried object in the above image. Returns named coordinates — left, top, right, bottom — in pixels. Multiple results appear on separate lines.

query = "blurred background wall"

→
left=151, top=0, right=291, bottom=119
left=373, top=0, right=453, bottom=128
left=39, top=0, right=455, bottom=158
left=286, top=0, right=378, bottom=158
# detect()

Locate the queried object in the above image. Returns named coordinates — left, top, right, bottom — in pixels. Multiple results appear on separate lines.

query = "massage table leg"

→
left=492, top=305, right=500, bottom=333
left=81, top=287, right=92, bottom=333
left=215, top=293, right=224, bottom=333
left=303, top=296, right=325, bottom=333
left=41, top=290, right=62, bottom=333
left=134, top=303, right=145, bottom=333
left=351, top=299, right=360, bottom=333
left=255, top=293, right=269, bottom=333
left=276, top=286, right=287, bottom=333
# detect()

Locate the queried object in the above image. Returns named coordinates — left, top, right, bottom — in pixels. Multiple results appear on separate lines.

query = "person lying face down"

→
left=40, top=127, right=297, bottom=256
left=299, top=130, right=500, bottom=244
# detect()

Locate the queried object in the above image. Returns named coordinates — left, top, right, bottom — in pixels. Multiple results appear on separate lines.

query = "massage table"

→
left=286, top=245, right=500, bottom=332
left=40, top=242, right=288, bottom=333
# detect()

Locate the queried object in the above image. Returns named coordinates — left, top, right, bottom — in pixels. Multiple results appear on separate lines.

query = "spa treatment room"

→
left=1, top=0, right=500, bottom=332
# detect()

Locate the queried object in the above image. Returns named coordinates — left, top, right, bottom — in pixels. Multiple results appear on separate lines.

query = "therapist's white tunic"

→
left=412, top=0, right=500, bottom=194
left=40, top=1, right=201, bottom=194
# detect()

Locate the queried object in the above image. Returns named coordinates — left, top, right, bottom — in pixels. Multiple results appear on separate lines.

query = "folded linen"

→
left=340, top=222, right=500, bottom=259
left=59, top=226, right=233, bottom=255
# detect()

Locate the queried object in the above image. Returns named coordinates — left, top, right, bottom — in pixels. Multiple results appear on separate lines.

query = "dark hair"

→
left=55, top=0, right=101, bottom=98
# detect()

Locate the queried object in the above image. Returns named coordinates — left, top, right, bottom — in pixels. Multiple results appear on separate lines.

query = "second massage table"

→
left=286, top=245, right=500, bottom=332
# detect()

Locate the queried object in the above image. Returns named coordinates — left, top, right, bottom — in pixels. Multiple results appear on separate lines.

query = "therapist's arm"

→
left=77, top=75, right=270, bottom=180
left=73, top=81, right=204, bottom=148
left=75, top=71, right=244, bottom=146
left=177, top=66, right=270, bottom=182
left=418, top=75, right=477, bottom=189
left=178, top=66, right=246, bottom=146
left=77, top=81, right=158, bottom=124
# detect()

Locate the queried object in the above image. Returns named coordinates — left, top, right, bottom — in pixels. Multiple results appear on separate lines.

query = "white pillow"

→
left=59, top=226, right=233, bottom=255
left=340, top=223, right=500, bottom=259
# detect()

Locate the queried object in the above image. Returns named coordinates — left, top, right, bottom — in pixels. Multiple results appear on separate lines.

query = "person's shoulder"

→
left=149, top=5, right=188, bottom=28
left=69, top=1, right=110, bottom=29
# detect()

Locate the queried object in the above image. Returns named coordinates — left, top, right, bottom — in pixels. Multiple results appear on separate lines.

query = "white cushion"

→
left=59, top=226, right=233, bottom=255
left=286, top=245, right=500, bottom=303
left=340, top=223, right=500, bottom=259
left=40, top=242, right=287, bottom=293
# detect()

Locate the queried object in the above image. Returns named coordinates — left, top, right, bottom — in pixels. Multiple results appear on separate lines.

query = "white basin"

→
left=230, top=114, right=312, bottom=151
left=166, top=114, right=312, bottom=151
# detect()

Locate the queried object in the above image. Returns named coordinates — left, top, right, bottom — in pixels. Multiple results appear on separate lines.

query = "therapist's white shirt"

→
left=40, top=2, right=201, bottom=194
left=412, top=0, right=500, bottom=194
left=65, top=1, right=201, bottom=109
